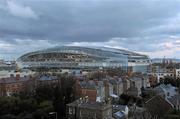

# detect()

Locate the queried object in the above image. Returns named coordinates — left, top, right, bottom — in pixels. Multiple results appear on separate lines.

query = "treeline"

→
left=0, top=74, right=76, bottom=119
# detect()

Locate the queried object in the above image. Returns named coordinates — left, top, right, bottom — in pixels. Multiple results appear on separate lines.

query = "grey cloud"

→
left=0, top=0, right=180, bottom=59
left=1, top=0, right=180, bottom=41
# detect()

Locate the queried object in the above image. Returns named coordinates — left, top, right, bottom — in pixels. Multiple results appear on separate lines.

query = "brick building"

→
left=75, top=80, right=97, bottom=102
left=0, top=74, right=31, bottom=96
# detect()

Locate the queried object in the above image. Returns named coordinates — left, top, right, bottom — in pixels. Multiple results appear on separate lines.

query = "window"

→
left=69, top=108, right=73, bottom=114
left=107, top=111, right=110, bottom=115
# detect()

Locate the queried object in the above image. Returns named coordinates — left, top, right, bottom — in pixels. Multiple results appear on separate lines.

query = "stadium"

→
left=17, top=46, right=150, bottom=72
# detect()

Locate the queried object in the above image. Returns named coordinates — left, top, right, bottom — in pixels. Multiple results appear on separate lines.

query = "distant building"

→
left=0, top=60, right=16, bottom=71
left=150, top=65, right=176, bottom=82
left=122, top=77, right=130, bottom=93
left=17, top=46, right=150, bottom=73
left=75, top=78, right=119, bottom=102
left=75, top=80, right=98, bottom=102
left=109, top=77, right=124, bottom=96
left=148, top=75, right=158, bottom=87
left=75, top=74, right=152, bottom=103
left=36, top=74, right=58, bottom=86
left=0, top=73, right=58, bottom=97
left=96, top=81, right=105, bottom=102
left=0, top=70, right=35, bottom=79
left=103, top=80, right=114, bottom=100
left=0, top=74, right=31, bottom=96
left=152, top=58, right=180, bottom=64
left=127, top=75, right=149, bottom=96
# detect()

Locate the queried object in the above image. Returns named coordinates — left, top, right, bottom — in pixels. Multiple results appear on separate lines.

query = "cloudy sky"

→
left=0, top=0, right=180, bottom=60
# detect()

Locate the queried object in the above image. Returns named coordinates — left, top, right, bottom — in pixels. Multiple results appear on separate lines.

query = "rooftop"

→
left=0, top=76, right=30, bottom=84
left=67, top=99, right=111, bottom=110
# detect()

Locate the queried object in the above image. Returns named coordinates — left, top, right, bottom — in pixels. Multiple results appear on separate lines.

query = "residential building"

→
left=145, top=95, right=172, bottom=118
left=109, top=77, right=124, bottom=96
left=149, top=62, right=180, bottom=81
left=148, top=75, right=158, bottom=87
left=0, top=70, right=34, bottom=79
left=75, top=80, right=97, bottom=102
left=66, top=98, right=112, bottom=119
left=0, top=74, right=31, bottom=96
left=103, top=80, right=114, bottom=100
left=122, top=77, right=130, bottom=93
left=96, top=81, right=105, bottom=102
left=127, top=76, right=148, bottom=96
left=154, top=84, right=180, bottom=110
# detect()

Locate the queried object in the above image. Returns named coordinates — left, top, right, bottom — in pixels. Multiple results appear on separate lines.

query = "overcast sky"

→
left=0, top=0, right=180, bottom=60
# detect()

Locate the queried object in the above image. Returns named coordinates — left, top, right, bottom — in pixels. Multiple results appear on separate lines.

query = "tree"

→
left=0, top=73, right=76, bottom=119
left=0, top=114, right=16, bottom=119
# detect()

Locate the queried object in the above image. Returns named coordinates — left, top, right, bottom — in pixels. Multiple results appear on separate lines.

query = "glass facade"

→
left=17, top=46, right=149, bottom=71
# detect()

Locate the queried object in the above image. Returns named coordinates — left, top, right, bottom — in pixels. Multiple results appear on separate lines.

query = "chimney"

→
left=16, top=74, right=20, bottom=80
left=107, top=98, right=111, bottom=104
left=10, top=74, right=14, bottom=78
left=85, top=96, right=89, bottom=103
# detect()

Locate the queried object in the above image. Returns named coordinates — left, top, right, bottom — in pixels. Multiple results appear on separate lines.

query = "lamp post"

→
left=49, top=112, right=57, bottom=119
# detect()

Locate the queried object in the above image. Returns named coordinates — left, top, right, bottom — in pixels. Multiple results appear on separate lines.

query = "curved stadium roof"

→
left=18, top=46, right=148, bottom=61
left=17, top=46, right=149, bottom=69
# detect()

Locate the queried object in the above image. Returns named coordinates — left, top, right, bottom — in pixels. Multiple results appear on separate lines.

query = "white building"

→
left=150, top=66, right=175, bottom=83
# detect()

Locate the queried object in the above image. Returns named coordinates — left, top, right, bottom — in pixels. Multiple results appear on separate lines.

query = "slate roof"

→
left=79, top=80, right=97, bottom=89
left=0, top=77, right=29, bottom=84
left=67, top=100, right=111, bottom=110
left=168, top=94, right=180, bottom=107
